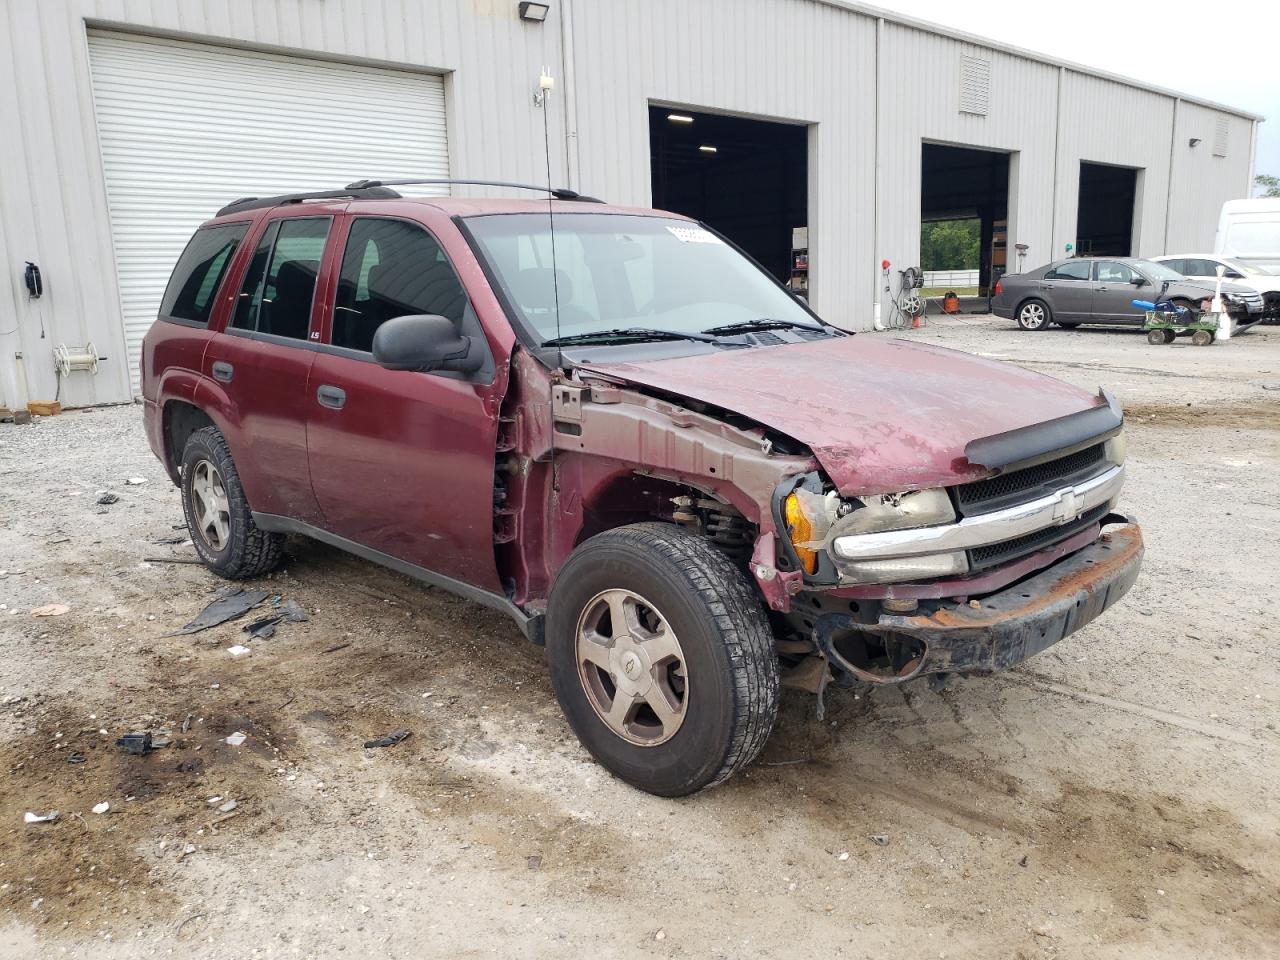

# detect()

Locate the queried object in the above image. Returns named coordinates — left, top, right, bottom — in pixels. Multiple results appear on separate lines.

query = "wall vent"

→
left=959, top=55, right=991, bottom=116
left=1212, top=117, right=1228, bottom=157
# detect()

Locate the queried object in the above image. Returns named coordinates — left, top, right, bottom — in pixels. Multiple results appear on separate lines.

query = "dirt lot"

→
left=1, top=316, right=1277, bottom=959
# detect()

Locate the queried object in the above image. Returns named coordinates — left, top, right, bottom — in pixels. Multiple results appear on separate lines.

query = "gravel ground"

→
left=0, top=315, right=1277, bottom=959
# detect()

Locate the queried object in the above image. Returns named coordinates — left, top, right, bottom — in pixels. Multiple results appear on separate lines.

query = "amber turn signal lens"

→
left=783, top=492, right=818, bottom=574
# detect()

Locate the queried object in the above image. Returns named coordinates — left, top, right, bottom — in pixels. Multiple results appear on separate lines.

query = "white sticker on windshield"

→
left=666, top=225, right=723, bottom=244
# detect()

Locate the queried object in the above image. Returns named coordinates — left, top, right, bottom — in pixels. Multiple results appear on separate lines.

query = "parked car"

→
left=1216, top=197, right=1280, bottom=273
left=143, top=182, right=1143, bottom=796
left=992, top=256, right=1265, bottom=330
left=1151, top=253, right=1280, bottom=323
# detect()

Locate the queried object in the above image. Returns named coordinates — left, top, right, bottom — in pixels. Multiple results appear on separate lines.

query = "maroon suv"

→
left=142, top=181, right=1143, bottom=796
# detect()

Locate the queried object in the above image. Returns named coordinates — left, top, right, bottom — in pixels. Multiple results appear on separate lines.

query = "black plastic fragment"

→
left=363, top=729, right=411, bottom=749
left=169, top=589, right=270, bottom=636
left=115, top=732, right=153, bottom=755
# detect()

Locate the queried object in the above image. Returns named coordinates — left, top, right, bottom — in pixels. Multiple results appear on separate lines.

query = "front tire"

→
left=546, top=523, right=779, bottom=796
left=1017, top=299, right=1052, bottom=330
left=180, top=426, right=284, bottom=579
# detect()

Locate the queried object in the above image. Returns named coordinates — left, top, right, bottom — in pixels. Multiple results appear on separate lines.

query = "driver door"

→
left=305, top=214, right=504, bottom=591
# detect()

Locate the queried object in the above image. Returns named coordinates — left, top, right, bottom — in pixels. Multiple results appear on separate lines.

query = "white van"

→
left=1216, top=198, right=1280, bottom=271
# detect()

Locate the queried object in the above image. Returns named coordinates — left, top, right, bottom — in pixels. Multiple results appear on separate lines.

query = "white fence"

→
left=922, top=269, right=979, bottom=287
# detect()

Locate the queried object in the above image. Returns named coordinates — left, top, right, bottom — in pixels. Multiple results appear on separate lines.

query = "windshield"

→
left=1133, top=259, right=1185, bottom=282
left=1228, top=258, right=1280, bottom=277
left=463, top=213, right=821, bottom=344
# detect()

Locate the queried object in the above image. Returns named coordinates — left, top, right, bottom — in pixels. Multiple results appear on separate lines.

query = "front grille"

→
left=957, top=443, right=1107, bottom=516
left=968, top=504, right=1109, bottom=571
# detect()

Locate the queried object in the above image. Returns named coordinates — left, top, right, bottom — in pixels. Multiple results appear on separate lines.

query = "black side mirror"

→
left=1129, top=276, right=1146, bottom=286
left=372, top=314, right=482, bottom=374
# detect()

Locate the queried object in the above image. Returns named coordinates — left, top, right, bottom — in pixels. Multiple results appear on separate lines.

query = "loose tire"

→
left=1016, top=299, right=1052, bottom=331
left=546, top=523, right=780, bottom=796
left=180, top=426, right=283, bottom=579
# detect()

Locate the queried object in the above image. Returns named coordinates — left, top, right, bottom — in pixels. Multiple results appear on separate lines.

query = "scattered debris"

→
left=125, top=477, right=148, bottom=485
left=227, top=644, right=252, bottom=658
left=143, top=556, right=203, bottom=565
left=182, top=713, right=193, bottom=733
left=322, top=642, right=351, bottom=655
left=115, top=732, right=154, bottom=755
left=225, top=731, right=247, bottom=747
left=96, top=492, right=119, bottom=505
left=66, top=752, right=86, bottom=764
left=31, top=604, right=70, bottom=617
left=1019, top=854, right=1029, bottom=868
left=24, top=811, right=59, bottom=824
left=91, top=802, right=110, bottom=815
left=655, top=929, right=667, bottom=942
left=837, top=851, right=850, bottom=861
left=869, top=835, right=890, bottom=846
left=218, top=799, right=238, bottom=813
left=364, top=728, right=411, bottom=749
left=151, top=535, right=187, bottom=545
left=527, top=854, right=542, bottom=871
left=150, top=732, right=173, bottom=748
left=46, top=536, right=71, bottom=545
left=170, top=589, right=270, bottom=636
left=243, top=616, right=282, bottom=639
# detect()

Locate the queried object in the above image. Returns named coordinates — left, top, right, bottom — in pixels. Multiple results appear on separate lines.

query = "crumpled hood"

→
left=581, top=336, right=1105, bottom=495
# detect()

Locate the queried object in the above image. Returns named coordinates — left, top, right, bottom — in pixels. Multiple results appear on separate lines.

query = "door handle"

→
left=316, top=384, right=346, bottom=410
left=212, top=361, right=233, bottom=383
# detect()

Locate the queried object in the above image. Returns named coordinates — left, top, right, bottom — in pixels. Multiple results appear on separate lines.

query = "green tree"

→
left=1255, top=174, right=1280, bottom=198
left=920, top=219, right=980, bottom=270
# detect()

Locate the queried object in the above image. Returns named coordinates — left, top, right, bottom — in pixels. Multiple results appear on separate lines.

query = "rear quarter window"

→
left=160, top=223, right=249, bottom=325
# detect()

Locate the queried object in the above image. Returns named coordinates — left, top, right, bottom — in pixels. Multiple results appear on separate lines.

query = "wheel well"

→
left=576, top=473, right=755, bottom=562
left=1016, top=295, right=1047, bottom=314
left=162, top=401, right=215, bottom=483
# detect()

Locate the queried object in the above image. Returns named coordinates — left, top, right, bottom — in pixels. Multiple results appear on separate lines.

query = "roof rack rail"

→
left=344, top=178, right=604, bottom=203
left=216, top=186, right=402, bottom=217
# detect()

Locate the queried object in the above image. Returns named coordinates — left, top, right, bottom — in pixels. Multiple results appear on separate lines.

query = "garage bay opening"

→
left=920, top=143, right=1010, bottom=298
left=649, top=106, right=808, bottom=292
left=1076, top=161, right=1138, bottom=256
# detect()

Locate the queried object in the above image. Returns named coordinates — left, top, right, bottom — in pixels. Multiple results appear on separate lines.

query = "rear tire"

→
left=1147, top=329, right=1166, bottom=345
left=546, top=523, right=779, bottom=796
left=1192, top=329, right=1214, bottom=346
left=1016, top=299, right=1052, bottom=330
left=180, top=426, right=284, bottom=579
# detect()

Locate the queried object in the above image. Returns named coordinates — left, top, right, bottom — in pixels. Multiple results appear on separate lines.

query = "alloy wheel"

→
left=190, top=459, right=231, bottom=551
left=575, top=589, right=688, bottom=746
left=1020, top=303, right=1047, bottom=329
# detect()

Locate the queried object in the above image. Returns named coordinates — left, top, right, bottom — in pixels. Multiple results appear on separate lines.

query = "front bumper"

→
left=813, top=516, right=1143, bottom=684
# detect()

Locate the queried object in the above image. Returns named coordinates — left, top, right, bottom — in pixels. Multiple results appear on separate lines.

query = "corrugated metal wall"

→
left=0, top=0, right=567, bottom=409
left=0, top=0, right=1260, bottom=409
left=569, top=0, right=877, bottom=331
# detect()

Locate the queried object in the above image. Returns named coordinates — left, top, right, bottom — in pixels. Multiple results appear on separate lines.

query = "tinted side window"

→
left=160, top=223, right=248, bottom=324
left=1045, top=261, right=1091, bottom=281
left=334, top=218, right=467, bottom=353
left=231, top=218, right=330, bottom=340
left=1191, top=258, right=1223, bottom=276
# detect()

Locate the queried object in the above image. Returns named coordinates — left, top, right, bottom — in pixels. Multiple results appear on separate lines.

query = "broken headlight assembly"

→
left=782, top=483, right=967, bottom=584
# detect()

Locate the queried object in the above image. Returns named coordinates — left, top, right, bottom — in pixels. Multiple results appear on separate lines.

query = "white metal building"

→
left=0, top=0, right=1262, bottom=409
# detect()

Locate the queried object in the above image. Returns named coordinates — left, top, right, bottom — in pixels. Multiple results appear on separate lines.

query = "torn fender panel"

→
left=581, top=336, right=1105, bottom=496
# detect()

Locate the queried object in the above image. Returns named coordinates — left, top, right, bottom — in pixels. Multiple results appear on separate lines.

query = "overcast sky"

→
left=877, top=0, right=1279, bottom=187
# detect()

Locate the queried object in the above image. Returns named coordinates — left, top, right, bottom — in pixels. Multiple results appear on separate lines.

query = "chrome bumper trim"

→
left=831, top=464, right=1125, bottom=561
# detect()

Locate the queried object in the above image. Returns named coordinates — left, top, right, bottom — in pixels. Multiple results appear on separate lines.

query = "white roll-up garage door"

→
left=86, top=31, right=449, bottom=389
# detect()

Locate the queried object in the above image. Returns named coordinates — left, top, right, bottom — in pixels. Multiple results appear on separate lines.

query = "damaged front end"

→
left=758, top=392, right=1143, bottom=710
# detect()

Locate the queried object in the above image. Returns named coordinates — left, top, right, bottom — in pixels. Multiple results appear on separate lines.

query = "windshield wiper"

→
left=541, top=327, right=719, bottom=347
left=701, top=318, right=826, bottom=336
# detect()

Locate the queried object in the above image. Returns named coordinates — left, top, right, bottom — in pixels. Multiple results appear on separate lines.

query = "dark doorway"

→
left=920, top=143, right=1010, bottom=295
left=649, top=106, right=807, bottom=287
left=1076, top=162, right=1137, bottom=257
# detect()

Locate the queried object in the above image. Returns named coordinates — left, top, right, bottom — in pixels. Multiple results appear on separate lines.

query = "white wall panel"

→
left=567, top=0, right=877, bottom=332
left=1165, top=102, right=1255, bottom=253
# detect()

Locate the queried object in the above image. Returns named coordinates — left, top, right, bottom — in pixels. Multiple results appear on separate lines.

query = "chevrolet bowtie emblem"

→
left=1052, top=487, right=1084, bottom=524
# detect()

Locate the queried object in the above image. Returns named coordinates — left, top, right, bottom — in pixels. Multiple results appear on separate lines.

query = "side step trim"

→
left=251, top=512, right=544, bottom=644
